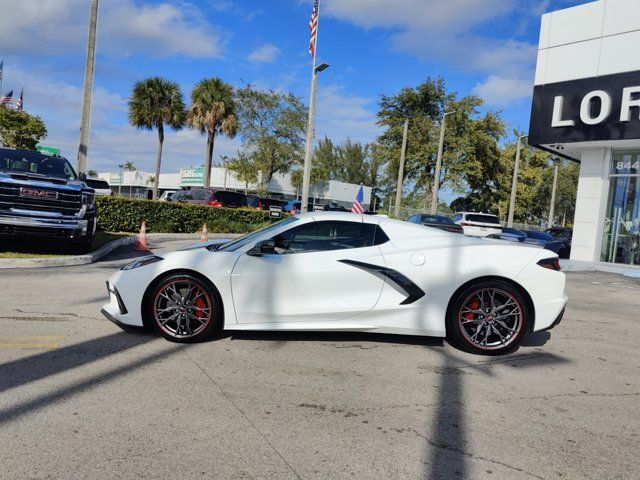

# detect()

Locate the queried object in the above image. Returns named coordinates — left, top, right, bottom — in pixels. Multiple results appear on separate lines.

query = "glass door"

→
left=601, top=151, right=640, bottom=265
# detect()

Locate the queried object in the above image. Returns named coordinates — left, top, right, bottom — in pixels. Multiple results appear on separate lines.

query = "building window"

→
left=601, top=150, right=640, bottom=265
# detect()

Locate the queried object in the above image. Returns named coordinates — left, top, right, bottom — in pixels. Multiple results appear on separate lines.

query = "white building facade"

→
left=530, top=0, right=640, bottom=267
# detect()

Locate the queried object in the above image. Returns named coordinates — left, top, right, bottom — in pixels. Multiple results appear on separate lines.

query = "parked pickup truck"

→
left=0, top=147, right=96, bottom=253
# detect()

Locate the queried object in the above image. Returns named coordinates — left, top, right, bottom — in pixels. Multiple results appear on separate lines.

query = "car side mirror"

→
left=79, top=172, right=87, bottom=181
left=247, top=239, right=276, bottom=257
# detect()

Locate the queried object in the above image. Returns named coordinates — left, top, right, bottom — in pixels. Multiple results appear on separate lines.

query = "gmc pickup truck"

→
left=0, top=147, right=96, bottom=253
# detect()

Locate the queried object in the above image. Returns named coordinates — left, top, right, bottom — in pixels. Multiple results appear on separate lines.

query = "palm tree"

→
left=187, top=78, right=238, bottom=188
left=123, top=161, right=136, bottom=198
left=128, top=77, right=186, bottom=200
left=87, top=169, right=98, bottom=178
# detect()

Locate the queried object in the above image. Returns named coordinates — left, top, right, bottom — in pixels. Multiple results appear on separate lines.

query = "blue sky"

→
left=0, top=0, right=587, bottom=174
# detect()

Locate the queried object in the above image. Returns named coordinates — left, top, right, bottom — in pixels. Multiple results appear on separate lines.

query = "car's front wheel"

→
left=146, top=273, right=222, bottom=342
left=447, top=280, right=530, bottom=355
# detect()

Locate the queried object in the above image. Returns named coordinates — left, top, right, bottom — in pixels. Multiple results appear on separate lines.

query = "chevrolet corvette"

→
left=102, top=212, right=567, bottom=355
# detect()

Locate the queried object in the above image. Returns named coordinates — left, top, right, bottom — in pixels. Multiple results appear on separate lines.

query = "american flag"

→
left=15, top=88, right=23, bottom=111
left=0, top=90, right=13, bottom=104
left=351, top=186, right=365, bottom=214
left=309, top=0, right=319, bottom=58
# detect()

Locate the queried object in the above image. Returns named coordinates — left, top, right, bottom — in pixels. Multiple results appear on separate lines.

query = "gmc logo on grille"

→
left=20, top=188, right=58, bottom=200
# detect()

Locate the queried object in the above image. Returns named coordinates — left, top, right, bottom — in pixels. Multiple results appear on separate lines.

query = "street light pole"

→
left=118, top=164, right=123, bottom=197
left=430, top=111, right=455, bottom=214
left=301, top=62, right=329, bottom=213
left=507, top=135, right=528, bottom=228
left=548, top=159, right=559, bottom=227
left=394, top=117, right=409, bottom=218
left=76, top=0, right=99, bottom=176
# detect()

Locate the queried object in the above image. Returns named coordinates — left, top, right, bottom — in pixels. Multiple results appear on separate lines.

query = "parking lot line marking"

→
left=0, top=343, right=60, bottom=349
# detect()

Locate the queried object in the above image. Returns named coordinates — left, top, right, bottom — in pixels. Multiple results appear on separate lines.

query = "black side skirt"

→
left=338, top=259, right=425, bottom=305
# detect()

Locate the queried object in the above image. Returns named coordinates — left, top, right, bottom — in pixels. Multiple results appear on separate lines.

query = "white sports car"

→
left=102, top=212, right=568, bottom=355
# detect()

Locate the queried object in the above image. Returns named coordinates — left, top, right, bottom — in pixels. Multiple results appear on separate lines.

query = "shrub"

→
left=96, top=196, right=276, bottom=233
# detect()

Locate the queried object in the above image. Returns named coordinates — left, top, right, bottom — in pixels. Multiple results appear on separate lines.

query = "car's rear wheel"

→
left=147, top=273, right=222, bottom=343
left=447, top=280, right=530, bottom=355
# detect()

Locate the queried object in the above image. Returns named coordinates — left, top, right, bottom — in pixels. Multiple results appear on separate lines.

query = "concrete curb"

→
left=0, top=236, right=136, bottom=270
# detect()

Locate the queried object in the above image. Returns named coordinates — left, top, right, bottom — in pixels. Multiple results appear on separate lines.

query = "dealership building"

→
left=530, top=0, right=640, bottom=268
left=97, top=167, right=372, bottom=210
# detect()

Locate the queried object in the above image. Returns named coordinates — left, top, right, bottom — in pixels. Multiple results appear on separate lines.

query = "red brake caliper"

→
left=195, top=296, right=206, bottom=319
left=466, top=299, right=479, bottom=320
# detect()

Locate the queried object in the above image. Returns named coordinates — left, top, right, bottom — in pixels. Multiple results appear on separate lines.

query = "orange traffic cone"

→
left=134, top=221, right=149, bottom=251
left=200, top=223, right=208, bottom=243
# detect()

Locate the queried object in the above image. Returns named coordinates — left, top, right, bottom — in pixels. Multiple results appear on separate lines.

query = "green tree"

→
left=227, top=151, right=258, bottom=193
left=187, top=78, right=238, bottom=188
left=128, top=77, right=186, bottom=200
left=235, top=86, right=307, bottom=191
left=124, top=161, right=136, bottom=172
left=0, top=106, right=47, bottom=150
left=87, top=169, right=98, bottom=177
left=375, top=77, right=505, bottom=210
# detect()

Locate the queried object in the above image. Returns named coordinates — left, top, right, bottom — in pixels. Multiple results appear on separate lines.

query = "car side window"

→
left=453, top=214, right=462, bottom=222
left=408, top=215, right=417, bottom=223
left=272, top=221, right=379, bottom=254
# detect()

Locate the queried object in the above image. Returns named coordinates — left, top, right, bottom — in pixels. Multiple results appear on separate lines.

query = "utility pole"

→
left=76, top=0, right=99, bottom=176
left=394, top=117, right=409, bottom=218
left=507, top=135, right=528, bottom=228
left=548, top=159, right=559, bottom=227
left=430, top=111, right=455, bottom=214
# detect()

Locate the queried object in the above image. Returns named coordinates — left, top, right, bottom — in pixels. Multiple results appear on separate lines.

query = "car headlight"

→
left=82, top=191, right=96, bottom=207
left=121, top=255, right=163, bottom=271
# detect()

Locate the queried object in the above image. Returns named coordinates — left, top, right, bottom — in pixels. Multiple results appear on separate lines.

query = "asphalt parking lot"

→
left=0, top=239, right=638, bottom=480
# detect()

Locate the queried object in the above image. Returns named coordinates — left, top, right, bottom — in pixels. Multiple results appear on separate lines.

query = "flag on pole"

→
left=15, top=88, right=23, bottom=111
left=351, top=186, right=365, bottom=214
left=0, top=90, right=13, bottom=104
left=309, top=0, right=319, bottom=58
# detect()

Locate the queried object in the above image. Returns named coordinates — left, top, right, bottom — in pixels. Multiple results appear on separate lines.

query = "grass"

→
left=0, top=231, right=129, bottom=258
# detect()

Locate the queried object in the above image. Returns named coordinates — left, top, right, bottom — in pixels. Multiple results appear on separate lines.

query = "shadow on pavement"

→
left=0, top=331, right=155, bottom=395
left=222, top=330, right=445, bottom=347
left=425, top=348, right=571, bottom=479
left=0, top=342, right=184, bottom=426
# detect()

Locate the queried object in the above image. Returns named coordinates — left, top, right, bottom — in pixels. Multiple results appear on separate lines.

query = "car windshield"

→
left=216, top=216, right=299, bottom=252
left=0, top=150, right=77, bottom=180
left=420, top=215, right=454, bottom=225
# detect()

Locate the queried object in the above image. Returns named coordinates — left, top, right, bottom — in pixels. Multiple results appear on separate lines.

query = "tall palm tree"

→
left=128, top=77, right=186, bottom=200
left=187, top=78, right=238, bottom=188
left=123, top=161, right=136, bottom=198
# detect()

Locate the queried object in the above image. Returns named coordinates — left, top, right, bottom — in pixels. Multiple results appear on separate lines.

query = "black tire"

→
left=144, top=273, right=223, bottom=343
left=447, top=279, right=531, bottom=355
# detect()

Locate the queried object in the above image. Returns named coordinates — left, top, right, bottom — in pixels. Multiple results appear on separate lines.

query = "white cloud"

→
left=0, top=0, right=224, bottom=58
left=322, top=0, right=537, bottom=107
left=323, top=0, right=515, bottom=31
left=315, top=85, right=380, bottom=144
left=472, top=75, right=533, bottom=106
left=247, top=44, right=281, bottom=63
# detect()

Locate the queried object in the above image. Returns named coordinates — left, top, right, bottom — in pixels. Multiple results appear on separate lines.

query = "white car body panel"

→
left=103, top=213, right=567, bottom=339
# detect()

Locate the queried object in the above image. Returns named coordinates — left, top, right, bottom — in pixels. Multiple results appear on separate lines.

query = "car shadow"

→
left=220, top=330, right=446, bottom=347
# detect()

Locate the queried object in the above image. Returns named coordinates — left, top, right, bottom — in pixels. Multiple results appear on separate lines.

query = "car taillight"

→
left=208, top=200, right=222, bottom=207
left=257, top=200, right=263, bottom=210
left=537, top=257, right=561, bottom=271
left=460, top=222, right=472, bottom=227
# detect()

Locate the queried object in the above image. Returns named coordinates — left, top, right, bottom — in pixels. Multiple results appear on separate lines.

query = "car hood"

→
left=0, top=171, right=88, bottom=192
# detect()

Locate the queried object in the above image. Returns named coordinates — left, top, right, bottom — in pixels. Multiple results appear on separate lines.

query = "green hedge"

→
left=96, top=196, right=275, bottom=234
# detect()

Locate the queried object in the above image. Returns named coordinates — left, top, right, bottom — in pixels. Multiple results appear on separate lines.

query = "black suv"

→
left=0, top=148, right=96, bottom=252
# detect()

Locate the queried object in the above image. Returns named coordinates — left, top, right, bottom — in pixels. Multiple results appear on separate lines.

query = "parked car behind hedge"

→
left=96, top=196, right=274, bottom=234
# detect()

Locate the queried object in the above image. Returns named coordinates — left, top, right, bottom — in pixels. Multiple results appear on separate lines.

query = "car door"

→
left=231, top=220, right=387, bottom=324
